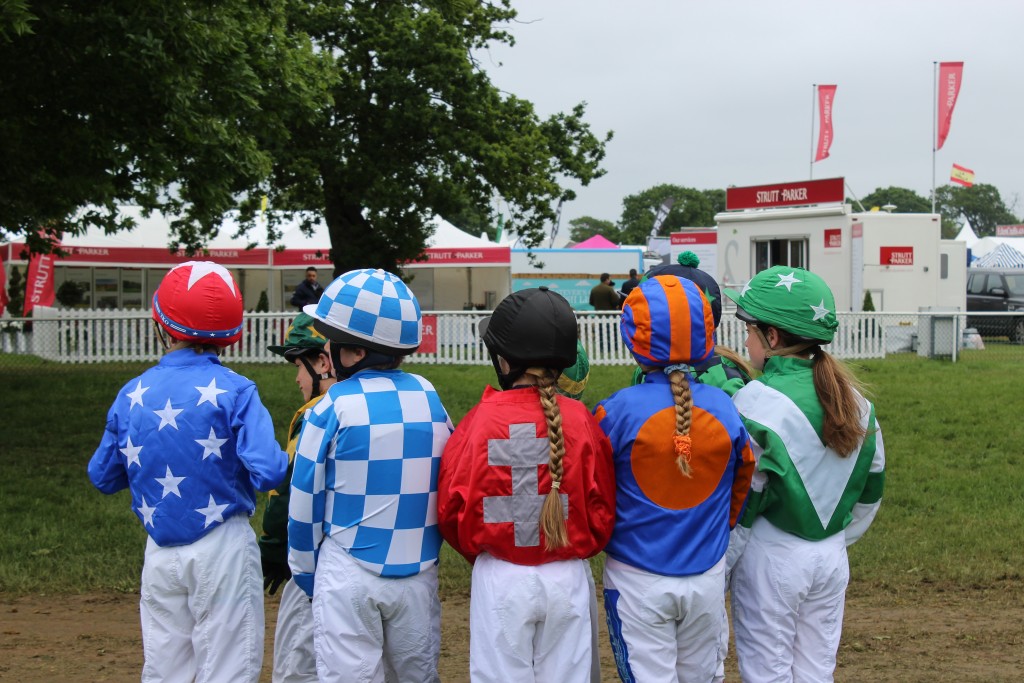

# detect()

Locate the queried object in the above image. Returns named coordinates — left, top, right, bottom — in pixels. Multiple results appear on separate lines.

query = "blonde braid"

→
left=526, top=367, right=570, bottom=550
left=668, top=369, right=694, bottom=478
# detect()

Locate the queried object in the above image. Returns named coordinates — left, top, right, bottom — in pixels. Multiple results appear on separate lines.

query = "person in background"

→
left=288, top=268, right=453, bottom=683
left=620, top=268, right=641, bottom=298
left=261, top=313, right=336, bottom=683
left=589, top=273, right=621, bottom=353
left=438, top=287, right=615, bottom=683
left=724, top=266, right=886, bottom=683
left=88, top=260, right=288, bottom=682
left=589, top=272, right=620, bottom=311
left=290, top=266, right=323, bottom=310
left=595, top=275, right=754, bottom=682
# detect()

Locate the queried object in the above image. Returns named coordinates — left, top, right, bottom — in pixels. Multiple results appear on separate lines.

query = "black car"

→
left=966, top=268, right=1024, bottom=341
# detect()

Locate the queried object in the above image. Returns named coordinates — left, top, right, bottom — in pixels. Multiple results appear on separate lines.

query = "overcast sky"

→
left=481, top=0, right=1024, bottom=231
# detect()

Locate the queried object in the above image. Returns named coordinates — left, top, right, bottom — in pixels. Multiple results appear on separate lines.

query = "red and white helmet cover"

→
left=152, top=261, right=244, bottom=347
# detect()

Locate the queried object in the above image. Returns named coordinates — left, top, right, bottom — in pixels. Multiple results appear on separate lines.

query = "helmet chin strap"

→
left=753, top=325, right=817, bottom=359
left=296, top=354, right=333, bottom=396
left=330, top=343, right=396, bottom=380
left=153, top=319, right=171, bottom=351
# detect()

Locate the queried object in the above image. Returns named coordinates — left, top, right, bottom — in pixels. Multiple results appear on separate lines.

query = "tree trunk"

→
left=321, top=172, right=395, bottom=278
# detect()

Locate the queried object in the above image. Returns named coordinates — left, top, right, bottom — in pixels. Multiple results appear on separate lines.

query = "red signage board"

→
left=412, top=247, right=510, bottom=266
left=824, top=229, right=842, bottom=248
left=880, top=246, right=914, bottom=266
left=726, top=177, right=845, bottom=211
left=55, top=245, right=271, bottom=266
left=996, top=224, right=1024, bottom=237
left=670, top=232, right=717, bottom=246
left=419, top=314, right=438, bottom=354
left=271, top=249, right=333, bottom=267
left=10, top=242, right=511, bottom=268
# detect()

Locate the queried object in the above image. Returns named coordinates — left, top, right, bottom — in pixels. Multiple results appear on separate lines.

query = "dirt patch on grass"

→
left=1, top=582, right=1022, bottom=682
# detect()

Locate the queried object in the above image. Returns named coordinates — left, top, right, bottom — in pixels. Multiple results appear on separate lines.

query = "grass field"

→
left=1, top=350, right=1022, bottom=595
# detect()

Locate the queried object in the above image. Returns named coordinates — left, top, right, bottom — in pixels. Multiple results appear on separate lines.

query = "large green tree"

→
left=935, top=183, right=1019, bottom=238
left=568, top=216, right=618, bottom=243
left=0, top=1, right=324, bottom=255
left=250, top=1, right=611, bottom=275
left=853, top=186, right=931, bottom=214
left=618, top=185, right=724, bottom=245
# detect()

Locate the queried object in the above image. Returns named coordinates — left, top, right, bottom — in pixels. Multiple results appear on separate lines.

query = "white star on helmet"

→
left=172, top=261, right=237, bottom=294
left=810, top=299, right=831, bottom=321
left=775, top=272, right=801, bottom=291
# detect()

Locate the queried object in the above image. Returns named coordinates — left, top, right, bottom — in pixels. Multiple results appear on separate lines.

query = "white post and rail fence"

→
left=1, top=307, right=1012, bottom=365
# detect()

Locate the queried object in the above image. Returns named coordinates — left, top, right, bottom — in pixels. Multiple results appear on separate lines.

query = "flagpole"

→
left=810, top=84, right=816, bottom=179
left=931, top=62, right=937, bottom=213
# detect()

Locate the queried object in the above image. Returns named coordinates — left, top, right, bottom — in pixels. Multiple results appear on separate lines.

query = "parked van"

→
left=966, top=268, right=1024, bottom=341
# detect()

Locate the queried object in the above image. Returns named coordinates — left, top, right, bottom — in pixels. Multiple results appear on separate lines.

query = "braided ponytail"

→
left=668, top=369, right=694, bottom=477
left=525, top=367, right=570, bottom=551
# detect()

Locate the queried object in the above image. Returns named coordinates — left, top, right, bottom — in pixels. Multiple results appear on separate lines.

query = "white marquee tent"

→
left=2, top=208, right=510, bottom=311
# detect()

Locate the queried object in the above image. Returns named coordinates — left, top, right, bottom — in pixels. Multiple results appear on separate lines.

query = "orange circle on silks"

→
left=630, top=405, right=733, bottom=510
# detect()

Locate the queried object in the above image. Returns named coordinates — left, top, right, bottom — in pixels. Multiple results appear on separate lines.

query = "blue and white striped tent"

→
left=973, top=242, right=1024, bottom=268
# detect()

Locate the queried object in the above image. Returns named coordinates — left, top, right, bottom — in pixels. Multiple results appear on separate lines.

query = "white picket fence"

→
left=0, top=307, right=972, bottom=364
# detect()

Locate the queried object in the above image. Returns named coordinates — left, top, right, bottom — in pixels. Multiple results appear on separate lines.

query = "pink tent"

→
left=572, top=234, right=618, bottom=249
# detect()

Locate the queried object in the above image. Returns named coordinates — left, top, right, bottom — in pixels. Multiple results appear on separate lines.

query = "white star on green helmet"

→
left=810, top=299, right=831, bottom=321
left=775, top=271, right=801, bottom=291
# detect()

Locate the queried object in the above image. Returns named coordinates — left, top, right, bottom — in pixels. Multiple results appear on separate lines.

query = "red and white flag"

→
left=937, top=62, right=964, bottom=150
left=23, top=233, right=61, bottom=316
left=950, top=163, right=975, bottom=187
left=814, top=84, right=837, bottom=162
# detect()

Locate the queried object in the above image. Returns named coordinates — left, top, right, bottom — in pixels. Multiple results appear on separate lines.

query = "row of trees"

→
left=1, top=1, right=611, bottom=274
left=567, top=183, right=1019, bottom=244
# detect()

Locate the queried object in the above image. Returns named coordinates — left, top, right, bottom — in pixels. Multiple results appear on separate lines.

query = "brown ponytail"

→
left=667, top=369, right=694, bottom=478
left=525, top=367, right=570, bottom=551
left=811, top=349, right=868, bottom=457
left=716, top=344, right=757, bottom=380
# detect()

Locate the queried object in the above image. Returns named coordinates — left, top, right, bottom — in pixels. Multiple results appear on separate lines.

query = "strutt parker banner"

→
left=726, top=177, right=845, bottom=211
left=937, top=62, right=964, bottom=151
left=815, top=85, right=837, bottom=162
left=23, top=233, right=61, bottom=316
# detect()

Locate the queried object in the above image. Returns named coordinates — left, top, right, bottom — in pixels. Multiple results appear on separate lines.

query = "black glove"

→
left=262, top=557, right=291, bottom=596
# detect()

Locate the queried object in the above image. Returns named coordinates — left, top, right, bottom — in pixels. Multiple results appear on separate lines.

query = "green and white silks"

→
left=732, top=356, right=885, bottom=545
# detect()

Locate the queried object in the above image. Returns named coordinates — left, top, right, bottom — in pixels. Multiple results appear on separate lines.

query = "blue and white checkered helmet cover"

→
left=303, top=268, right=422, bottom=354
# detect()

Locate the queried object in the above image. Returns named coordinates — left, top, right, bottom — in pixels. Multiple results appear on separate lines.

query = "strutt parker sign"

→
left=726, top=177, right=845, bottom=211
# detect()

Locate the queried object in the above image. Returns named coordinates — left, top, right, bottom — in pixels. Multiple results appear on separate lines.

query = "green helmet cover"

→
left=556, top=340, right=591, bottom=400
left=724, top=266, right=838, bottom=343
left=267, top=312, right=329, bottom=359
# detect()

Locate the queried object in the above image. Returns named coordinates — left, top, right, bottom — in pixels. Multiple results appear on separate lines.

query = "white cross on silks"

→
left=483, top=422, right=569, bottom=547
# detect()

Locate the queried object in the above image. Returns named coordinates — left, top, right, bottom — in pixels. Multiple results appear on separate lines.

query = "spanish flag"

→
left=951, top=163, right=974, bottom=187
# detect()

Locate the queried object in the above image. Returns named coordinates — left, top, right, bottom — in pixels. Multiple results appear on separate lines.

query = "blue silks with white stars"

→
left=89, top=349, right=287, bottom=547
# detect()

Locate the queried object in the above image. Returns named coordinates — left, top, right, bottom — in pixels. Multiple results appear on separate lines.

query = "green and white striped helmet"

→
left=724, top=266, right=838, bottom=343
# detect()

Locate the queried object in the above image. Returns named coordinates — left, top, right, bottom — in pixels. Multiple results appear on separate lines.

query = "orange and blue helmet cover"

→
left=620, top=275, right=715, bottom=367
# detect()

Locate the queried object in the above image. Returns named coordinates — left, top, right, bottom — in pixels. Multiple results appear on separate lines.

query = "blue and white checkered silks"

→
left=287, top=369, right=453, bottom=596
left=304, top=268, right=422, bottom=352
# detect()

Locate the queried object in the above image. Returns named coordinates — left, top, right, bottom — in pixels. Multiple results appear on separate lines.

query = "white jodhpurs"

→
left=731, top=517, right=849, bottom=683
left=470, top=552, right=593, bottom=683
left=312, top=536, right=441, bottom=683
left=140, top=514, right=264, bottom=683
left=603, top=555, right=727, bottom=683
left=272, top=577, right=317, bottom=682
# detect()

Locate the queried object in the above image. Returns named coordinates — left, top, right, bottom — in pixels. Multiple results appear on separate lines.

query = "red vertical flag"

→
left=23, top=234, right=61, bottom=316
left=814, top=85, right=837, bottom=162
left=937, top=62, right=964, bottom=150
left=0, top=247, right=9, bottom=316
